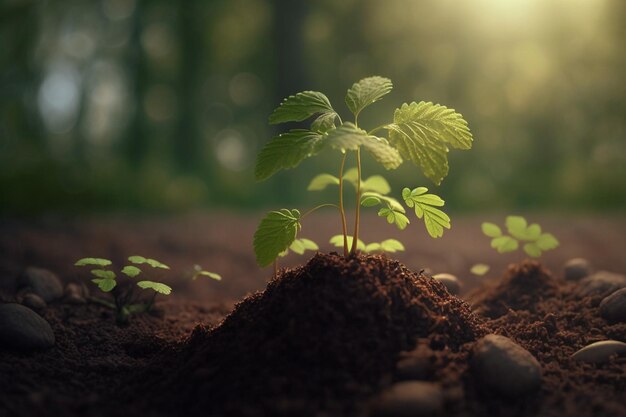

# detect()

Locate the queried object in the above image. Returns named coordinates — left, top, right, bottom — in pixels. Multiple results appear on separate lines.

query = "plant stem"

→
left=367, top=124, right=388, bottom=136
left=88, top=296, right=116, bottom=310
left=338, top=152, right=349, bottom=257
left=300, top=203, right=340, bottom=219
left=350, top=148, right=362, bottom=254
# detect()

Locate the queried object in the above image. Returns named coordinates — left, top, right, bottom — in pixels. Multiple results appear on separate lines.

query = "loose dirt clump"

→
left=150, top=252, right=484, bottom=417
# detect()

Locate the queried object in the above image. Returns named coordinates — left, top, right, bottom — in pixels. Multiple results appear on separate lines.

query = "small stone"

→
left=0, top=303, right=55, bottom=350
left=18, top=267, right=63, bottom=302
left=572, top=340, right=626, bottom=363
left=21, top=293, right=47, bottom=311
left=577, top=271, right=626, bottom=297
left=472, top=334, right=542, bottom=397
left=396, top=345, right=433, bottom=380
left=64, top=283, right=87, bottom=304
left=432, top=273, right=461, bottom=295
left=600, top=288, right=626, bottom=322
left=372, top=381, right=444, bottom=417
left=563, top=258, right=592, bottom=281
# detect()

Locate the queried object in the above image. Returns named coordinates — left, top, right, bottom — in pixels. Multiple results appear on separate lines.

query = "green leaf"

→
left=269, top=91, right=336, bottom=124
left=470, top=263, right=490, bottom=276
left=255, top=130, right=325, bottom=181
left=196, top=271, right=222, bottom=281
left=402, top=187, right=450, bottom=238
left=91, top=278, right=116, bottom=292
left=307, top=174, right=340, bottom=191
left=345, top=76, right=393, bottom=116
left=326, top=123, right=402, bottom=169
left=380, top=239, right=405, bottom=252
left=363, top=191, right=405, bottom=212
left=361, top=175, right=391, bottom=194
left=311, top=112, right=338, bottom=133
left=491, top=236, right=519, bottom=253
left=137, top=280, right=172, bottom=295
left=289, top=239, right=306, bottom=255
left=360, top=136, right=403, bottom=170
left=536, top=233, right=559, bottom=251
left=361, top=195, right=382, bottom=207
left=481, top=222, right=502, bottom=238
left=364, top=243, right=381, bottom=253
left=343, top=167, right=358, bottom=185
left=378, top=208, right=410, bottom=230
left=128, top=255, right=146, bottom=264
left=523, top=243, right=542, bottom=258
left=90, top=269, right=116, bottom=280
left=386, top=101, right=473, bottom=185
left=75, top=258, right=112, bottom=267
left=253, top=209, right=301, bottom=267
left=128, top=256, right=169, bottom=269
left=505, top=216, right=527, bottom=237
left=329, top=235, right=365, bottom=251
left=121, top=265, right=141, bottom=278
left=299, top=238, right=319, bottom=251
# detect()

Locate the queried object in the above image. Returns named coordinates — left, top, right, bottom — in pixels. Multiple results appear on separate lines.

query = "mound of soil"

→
left=469, top=260, right=559, bottom=318
left=146, top=253, right=484, bottom=417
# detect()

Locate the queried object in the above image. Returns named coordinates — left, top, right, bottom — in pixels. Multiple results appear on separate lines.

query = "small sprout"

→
left=470, top=263, right=490, bottom=276
left=330, top=235, right=405, bottom=254
left=75, top=258, right=112, bottom=267
left=128, top=256, right=170, bottom=269
left=92, top=278, right=117, bottom=292
left=192, top=265, right=222, bottom=281
left=481, top=216, right=560, bottom=258
left=121, top=265, right=141, bottom=278
left=137, top=281, right=172, bottom=295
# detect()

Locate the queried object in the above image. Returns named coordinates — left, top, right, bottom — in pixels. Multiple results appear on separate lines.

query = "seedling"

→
left=75, top=256, right=172, bottom=324
left=192, top=265, right=222, bottom=281
left=329, top=235, right=405, bottom=254
left=470, top=263, right=490, bottom=276
left=481, top=216, right=560, bottom=258
left=254, top=76, right=473, bottom=267
left=274, top=238, right=319, bottom=276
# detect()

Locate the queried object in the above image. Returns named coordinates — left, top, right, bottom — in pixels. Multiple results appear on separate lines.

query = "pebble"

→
left=395, top=345, right=433, bottom=380
left=18, top=267, right=63, bottom=302
left=600, top=288, right=626, bottom=322
left=563, top=258, right=592, bottom=281
left=472, top=334, right=542, bottom=397
left=64, top=283, right=87, bottom=304
left=21, top=293, right=47, bottom=312
left=372, top=381, right=444, bottom=417
left=432, top=273, right=461, bottom=295
left=572, top=340, right=626, bottom=363
left=577, top=271, right=626, bottom=297
left=0, top=303, right=55, bottom=350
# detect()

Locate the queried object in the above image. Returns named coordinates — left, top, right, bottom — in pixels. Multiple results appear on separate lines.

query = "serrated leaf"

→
left=491, top=236, right=519, bottom=253
left=307, top=174, right=340, bottom=191
left=253, top=209, right=301, bottom=267
left=269, top=91, right=336, bottom=124
left=470, top=263, right=490, bottom=276
left=364, top=192, right=405, bottom=212
left=299, top=238, right=319, bottom=251
left=360, top=136, right=403, bottom=170
left=481, top=222, right=502, bottom=238
left=536, top=233, right=559, bottom=251
left=92, top=278, right=116, bottom=292
left=310, top=112, right=338, bottom=133
left=128, top=256, right=169, bottom=269
left=196, top=271, right=222, bottom=281
left=137, top=280, right=172, bottom=295
left=121, top=265, right=141, bottom=278
left=386, top=101, right=473, bottom=185
left=402, top=188, right=450, bottom=238
left=378, top=208, right=410, bottom=230
left=75, top=258, right=112, bottom=267
left=364, top=243, right=381, bottom=253
left=380, top=239, right=405, bottom=252
left=90, top=269, right=116, bottom=280
left=361, top=175, right=391, bottom=194
left=255, top=130, right=325, bottom=181
left=326, top=123, right=402, bottom=169
left=523, top=243, right=542, bottom=258
left=422, top=205, right=450, bottom=238
left=345, top=76, right=393, bottom=116
left=329, top=235, right=365, bottom=251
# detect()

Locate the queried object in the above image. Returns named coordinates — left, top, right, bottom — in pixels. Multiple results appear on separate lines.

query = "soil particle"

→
left=600, top=288, right=626, bottom=322
left=571, top=340, right=626, bottom=363
left=563, top=258, right=592, bottom=281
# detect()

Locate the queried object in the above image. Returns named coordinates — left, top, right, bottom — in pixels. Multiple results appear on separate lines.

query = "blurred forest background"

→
left=1, top=0, right=624, bottom=214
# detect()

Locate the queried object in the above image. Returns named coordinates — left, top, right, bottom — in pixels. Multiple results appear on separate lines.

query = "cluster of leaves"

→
left=253, top=77, right=472, bottom=268
left=329, top=235, right=405, bottom=254
left=481, top=216, right=560, bottom=257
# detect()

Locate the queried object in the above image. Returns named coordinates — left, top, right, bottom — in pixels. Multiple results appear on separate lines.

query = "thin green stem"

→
left=300, top=203, right=340, bottom=220
left=367, top=124, right=388, bottom=136
left=350, top=148, right=362, bottom=254
left=338, top=153, right=349, bottom=257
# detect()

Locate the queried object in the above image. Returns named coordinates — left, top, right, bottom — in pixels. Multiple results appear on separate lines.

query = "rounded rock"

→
left=563, top=258, right=592, bottom=281
left=432, top=273, right=461, bottom=295
left=577, top=271, right=626, bottom=297
left=0, top=303, right=55, bottom=350
left=395, top=345, right=433, bottom=381
left=572, top=340, right=626, bottom=363
left=372, top=381, right=444, bottom=417
left=600, top=288, right=626, bottom=322
left=18, top=267, right=63, bottom=302
left=21, top=293, right=47, bottom=312
left=64, top=283, right=87, bottom=304
left=472, top=334, right=542, bottom=397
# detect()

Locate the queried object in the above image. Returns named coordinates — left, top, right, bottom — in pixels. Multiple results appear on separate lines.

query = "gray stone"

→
left=0, top=303, right=55, bottom=350
left=18, top=267, right=63, bottom=302
left=563, top=258, right=592, bottom=281
left=21, top=293, right=47, bottom=311
left=432, top=273, right=461, bottom=295
left=577, top=271, right=626, bottom=297
left=472, top=334, right=542, bottom=397
left=372, top=381, right=444, bottom=417
left=572, top=340, right=626, bottom=363
left=600, top=288, right=626, bottom=322
left=64, top=283, right=87, bottom=304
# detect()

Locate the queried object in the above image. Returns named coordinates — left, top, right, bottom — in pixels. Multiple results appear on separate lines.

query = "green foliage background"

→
left=1, top=0, right=624, bottom=213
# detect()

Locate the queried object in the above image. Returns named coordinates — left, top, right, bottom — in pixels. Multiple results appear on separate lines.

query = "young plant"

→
left=481, top=216, right=560, bottom=258
left=274, top=238, right=319, bottom=276
left=254, top=76, right=473, bottom=268
left=192, top=265, right=222, bottom=281
left=329, top=235, right=405, bottom=254
left=75, top=256, right=172, bottom=324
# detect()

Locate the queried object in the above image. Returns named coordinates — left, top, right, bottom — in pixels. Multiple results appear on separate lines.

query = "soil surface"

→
left=0, top=212, right=625, bottom=417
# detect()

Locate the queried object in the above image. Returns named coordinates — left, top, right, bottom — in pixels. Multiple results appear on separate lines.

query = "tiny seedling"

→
left=192, top=265, right=222, bottom=281
left=254, top=76, right=473, bottom=268
left=481, top=216, right=560, bottom=258
left=329, top=235, right=405, bottom=254
left=75, top=256, right=172, bottom=324
left=470, top=263, right=490, bottom=276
